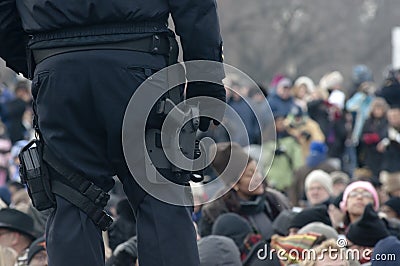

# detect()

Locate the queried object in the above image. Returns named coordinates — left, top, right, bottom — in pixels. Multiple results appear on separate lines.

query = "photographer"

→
left=285, top=106, right=325, bottom=158
left=261, top=113, right=303, bottom=193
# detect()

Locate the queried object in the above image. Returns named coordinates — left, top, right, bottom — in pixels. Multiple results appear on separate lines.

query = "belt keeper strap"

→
left=43, top=145, right=110, bottom=208
left=52, top=180, right=113, bottom=231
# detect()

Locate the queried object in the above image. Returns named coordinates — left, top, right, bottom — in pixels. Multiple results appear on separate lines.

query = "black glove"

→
left=107, top=236, right=138, bottom=266
left=185, top=81, right=226, bottom=131
left=107, top=251, right=136, bottom=266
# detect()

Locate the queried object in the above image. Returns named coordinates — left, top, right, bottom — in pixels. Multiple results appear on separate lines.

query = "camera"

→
left=300, top=131, right=312, bottom=141
left=274, top=147, right=286, bottom=156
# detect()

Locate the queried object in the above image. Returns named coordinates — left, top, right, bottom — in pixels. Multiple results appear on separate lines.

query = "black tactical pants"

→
left=32, top=49, right=199, bottom=266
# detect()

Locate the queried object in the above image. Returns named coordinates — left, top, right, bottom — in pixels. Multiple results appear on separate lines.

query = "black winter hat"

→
left=289, top=205, right=332, bottom=229
left=346, top=203, right=390, bottom=247
left=272, top=210, right=297, bottom=236
left=384, top=197, right=400, bottom=217
left=211, top=213, right=252, bottom=249
left=372, top=236, right=400, bottom=266
left=116, top=198, right=135, bottom=220
left=27, top=236, right=46, bottom=263
left=0, top=208, right=36, bottom=240
left=198, top=235, right=242, bottom=266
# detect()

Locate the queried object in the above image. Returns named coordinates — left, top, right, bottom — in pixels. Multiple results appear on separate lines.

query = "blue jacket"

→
left=267, top=94, right=297, bottom=117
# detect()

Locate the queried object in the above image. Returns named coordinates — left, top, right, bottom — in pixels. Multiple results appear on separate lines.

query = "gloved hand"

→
left=107, top=236, right=138, bottom=266
left=185, top=81, right=226, bottom=131
left=388, top=127, right=400, bottom=143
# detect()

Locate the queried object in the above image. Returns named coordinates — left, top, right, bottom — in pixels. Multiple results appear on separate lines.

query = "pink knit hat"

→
left=339, top=181, right=379, bottom=212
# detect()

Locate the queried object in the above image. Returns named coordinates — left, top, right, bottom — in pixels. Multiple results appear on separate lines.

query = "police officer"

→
left=0, top=1, right=225, bottom=265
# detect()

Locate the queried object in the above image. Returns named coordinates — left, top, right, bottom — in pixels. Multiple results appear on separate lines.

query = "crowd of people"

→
left=195, top=65, right=400, bottom=266
left=1, top=64, right=400, bottom=265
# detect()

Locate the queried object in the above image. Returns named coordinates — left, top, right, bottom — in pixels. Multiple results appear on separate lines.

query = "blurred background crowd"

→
left=2, top=0, right=400, bottom=264
left=1, top=64, right=400, bottom=266
left=193, top=66, right=400, bottom=266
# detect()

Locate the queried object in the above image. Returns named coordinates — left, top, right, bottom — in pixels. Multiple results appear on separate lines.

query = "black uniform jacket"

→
left=0, top=0, right=223, bottom=78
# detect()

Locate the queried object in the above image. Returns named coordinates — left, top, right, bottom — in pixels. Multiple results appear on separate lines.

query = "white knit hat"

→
left=305, top=170, right=333, bottom=195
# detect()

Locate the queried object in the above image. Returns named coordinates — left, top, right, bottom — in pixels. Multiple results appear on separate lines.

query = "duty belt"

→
left=32, top=34, right=170, bottom=64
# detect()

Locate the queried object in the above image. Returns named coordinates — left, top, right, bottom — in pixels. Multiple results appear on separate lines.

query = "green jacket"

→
left=262, top=136, right=303, bottom=191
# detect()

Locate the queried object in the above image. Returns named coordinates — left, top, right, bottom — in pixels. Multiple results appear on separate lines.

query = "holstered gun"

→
left=144, top=31, right=206, bottom=183
left=146, top=94, right=206, bottom=183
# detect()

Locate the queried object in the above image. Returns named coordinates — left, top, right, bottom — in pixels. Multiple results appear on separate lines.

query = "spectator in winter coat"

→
left=377, top=105, right=400, bottom=172
left=268, top=78, right=299, bottom=117
left=358, top=98, right=389, bottom=176
left=199, top=142, right=290, bottom=240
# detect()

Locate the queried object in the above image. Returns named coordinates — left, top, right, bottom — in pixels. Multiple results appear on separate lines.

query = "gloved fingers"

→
left=199, top=117, right=211, bottom=132
left=212, top=119, right=220, bottom=126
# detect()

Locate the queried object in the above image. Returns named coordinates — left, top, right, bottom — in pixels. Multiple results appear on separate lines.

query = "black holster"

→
left=145, top=31, right=206, bottom=183
left=19, top=139, right=56, bottom=210
left=19, top=139, right=113, bottom=230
